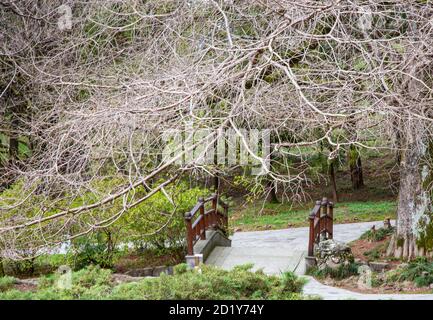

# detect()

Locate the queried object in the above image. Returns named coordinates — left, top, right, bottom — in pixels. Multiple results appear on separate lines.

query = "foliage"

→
left=360, top=227, right=395, bottom=242
left=0, top=264, right=306, bottom=300
left=0, top=276, right=16, bottom=292
left=67, top=235, right=122, bottom=270
left=386, top=257, right=433, bottom=287
left=308, top=263, right=360, bottom=280
left=123, top=182, right=209, bottom=250
left=0, top=178, right=208, bottom=274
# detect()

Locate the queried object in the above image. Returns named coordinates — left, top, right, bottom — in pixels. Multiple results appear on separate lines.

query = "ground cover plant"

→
left=0, top=264, right=306, bottom=300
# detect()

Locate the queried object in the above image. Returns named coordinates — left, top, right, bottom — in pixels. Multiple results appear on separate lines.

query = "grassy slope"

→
left=230, top=200, right=396, bottom=232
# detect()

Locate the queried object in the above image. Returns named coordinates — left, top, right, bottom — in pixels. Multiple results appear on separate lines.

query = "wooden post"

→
left=328, top=201, right=334, bottom=239
left=322, top=197, right=328, bottom=239
left=315, top=200, right=321, bottom=241
left=308, top=214, right=315, bottom=256
left=185, top=214, right=194, bottom=255
left=199, top=197, right=206, bottom=240
left=211, top=194, right=217, bottom=228
left=224, top=203, right=229, bottom=230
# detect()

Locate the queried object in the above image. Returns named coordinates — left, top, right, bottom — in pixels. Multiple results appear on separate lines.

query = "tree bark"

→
left=329, top=162, right=339, bottom=203
left=265, top=179, right=279, bottom=203
left=0, top=258, right=4, bottom=277
left=348, top=145, right=364, bottom=190
left=388, top=127, right=433, bottom=260
left=213, top=174, right=220, bottom=194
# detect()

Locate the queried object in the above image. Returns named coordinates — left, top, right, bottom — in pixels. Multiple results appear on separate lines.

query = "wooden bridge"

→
left=184, top=195, right=336, bottom=273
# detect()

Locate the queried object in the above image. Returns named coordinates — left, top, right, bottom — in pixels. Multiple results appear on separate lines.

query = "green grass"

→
left=231, top=200, right=396, bottom=231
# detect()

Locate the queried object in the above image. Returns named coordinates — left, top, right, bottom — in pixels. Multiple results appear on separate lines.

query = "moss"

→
left=416, top=141, right=433, bottom=251
left=263, top=70, right=282, bottom=83
left=396, top=236, right=405, bottom=248
left=416, top=218, right=433, bottom=251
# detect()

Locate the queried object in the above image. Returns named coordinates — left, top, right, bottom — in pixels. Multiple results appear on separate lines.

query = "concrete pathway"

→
left=205, top=220, right=433, bottom=300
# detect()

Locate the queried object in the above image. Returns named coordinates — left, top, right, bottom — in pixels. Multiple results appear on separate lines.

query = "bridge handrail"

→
left=185, top=193, right=229, bottom=255
left=308, top=197, right=334, bottom=256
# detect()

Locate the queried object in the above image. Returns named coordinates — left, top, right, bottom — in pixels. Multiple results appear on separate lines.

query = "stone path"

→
left=205, top=220, right=433, bottom=300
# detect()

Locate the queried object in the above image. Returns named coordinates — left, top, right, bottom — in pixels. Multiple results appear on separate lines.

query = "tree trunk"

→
left=348, top=145, right=364, bottom=190
left=213, top=174, right=220, bottom=194
left=265, top=179, right=279, bottom=203
left=387, top=129, right=433, bottom=260
left=0, top=258, right=4, bottom=277
left=329, top=162, right=339, bottom=203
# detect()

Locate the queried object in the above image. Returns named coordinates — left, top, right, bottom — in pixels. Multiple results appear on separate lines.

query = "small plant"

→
left=363, top=241, right=389, bottom=262
left=0, top=276, right=16, bottom=292
left=173, top=263, right=189, bottom=275
left=360, top=226, right=394, bottom=242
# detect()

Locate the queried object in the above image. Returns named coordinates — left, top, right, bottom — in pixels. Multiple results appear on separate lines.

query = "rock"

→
left=354, top=258, right=368, bottom=265
left=125, top=267, right=154, bottom=277
left=368, top=262, right=390, bottom=272
left=124, top=265, right=173, bottom=277
left=152, top=266, right=173, bottom=276
left=111, top=273, right=144, bottom=284
left=15, top=278, right=39, bottom=286
left=315, top=239, right=354, bottom=269
left=397, top=263, right=409, bottom=270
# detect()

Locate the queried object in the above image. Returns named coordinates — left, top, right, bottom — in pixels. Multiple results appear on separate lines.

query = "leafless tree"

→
left=1, top=0, right=433, bottom=260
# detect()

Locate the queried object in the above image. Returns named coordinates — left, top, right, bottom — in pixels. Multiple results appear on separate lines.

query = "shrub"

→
left=110, top=264, right=304, bottom=300
left=124, top=182, right=209, bottom=250
left=386, top=257, right=433, bottom=287
left=0, top=276, right=16, bottom=292
left=0, top=264, right=305, bottom=300
left=68, top=233, right=122, bottom=270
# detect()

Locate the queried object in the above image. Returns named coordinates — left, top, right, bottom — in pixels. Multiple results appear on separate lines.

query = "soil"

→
left=350, top=238, right=388, bottom=263
left=13, top=282, right=37, bottom=292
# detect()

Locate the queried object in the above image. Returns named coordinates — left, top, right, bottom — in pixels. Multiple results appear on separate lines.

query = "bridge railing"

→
left=308, top=197, right=334, bottom=256
left=184, top=194, right=229, bottom=255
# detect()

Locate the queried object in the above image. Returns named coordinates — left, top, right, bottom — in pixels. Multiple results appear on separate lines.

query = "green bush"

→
left=68, top=234, right=122, bottom=270
left=0, top=276, right=16, bottom=292
left=387, top=257, right=433, bottom=287
left=110, top=264, right=305, bottom=300
left=123, top=182, right=209, bottom=250
left=64, top=179, right=208, bottom=270
left=0, top=264, right=305, bottom=300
